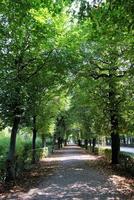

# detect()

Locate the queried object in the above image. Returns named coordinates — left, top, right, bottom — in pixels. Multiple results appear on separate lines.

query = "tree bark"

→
left=123, top=135, right=126, bottom=145
left=78, top=139, right=81, bottom=146
left=92, top=138, right=96, bottom=152
left=60, top=138, right=63, bottom=148
left=109, top=77, right=120, bottom=164
left=32, top=115, right=37, bottom=164
left=5, top=115, right=20, bottom=182
left=64, top=139, right=67, bottom=146
left=84, top=139, right=88, bottom=149
left=58, top=137, right=61, bottom=149
left=111, top=132, right=120, bottom=164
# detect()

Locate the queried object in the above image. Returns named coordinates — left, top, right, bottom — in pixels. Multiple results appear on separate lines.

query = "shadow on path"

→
left=5, top=145, right=134, bottom=200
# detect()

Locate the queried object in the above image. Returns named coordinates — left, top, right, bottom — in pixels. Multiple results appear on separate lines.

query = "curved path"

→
left=8, top=145, right=134, bottom=199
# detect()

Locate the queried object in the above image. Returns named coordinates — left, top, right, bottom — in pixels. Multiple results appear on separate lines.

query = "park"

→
left=0, top=0, right=134, bottom=199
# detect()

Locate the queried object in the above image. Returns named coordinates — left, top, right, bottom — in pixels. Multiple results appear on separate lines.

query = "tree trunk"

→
left=58, top=137, right=61, bottom=149
left=111, top=132, right=120, bottom=164
left=92, top=138, right=96, bottom=152
left=5, top=115, right=20, bottom=182
left=130, top=137, right=133, bottom=145
left=60, top=138, right=63, bottom=148
left=109, top=77, right=120, bottom=164
left=123, top=135, right=126, bottom=145
left=32, top=116, right=37, bottom=164
left=64, top=139, right=67, bottom=146
left=84, top=139, right=88, bottom=150
left=78, top=139, right=81, bottom=146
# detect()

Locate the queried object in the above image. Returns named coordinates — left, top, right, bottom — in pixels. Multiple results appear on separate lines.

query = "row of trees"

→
left=0, top=0, right=73, bottom=181
left=0, top=0, right=133, bottom=181
left=66, top=0, right=134, bottom=163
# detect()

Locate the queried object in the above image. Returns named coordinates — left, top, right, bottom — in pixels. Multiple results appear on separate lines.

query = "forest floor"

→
left=0, top=145, right=134, bottom=200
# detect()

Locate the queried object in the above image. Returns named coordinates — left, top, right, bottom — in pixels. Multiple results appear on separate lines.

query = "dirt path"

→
left=4, top=145, right=134, bottom=199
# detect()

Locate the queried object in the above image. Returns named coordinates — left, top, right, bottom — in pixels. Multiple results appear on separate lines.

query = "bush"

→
left=0, top=133, right=9, bottom=158
left=0, top=134, right=10, bottom=181
left=92, top=147, right=134, bottom=176
left=119, top=152, right=134, bottom=176
left=0, top=133, right=53, bottom=181
left=89, top=147, right=112, bottom=161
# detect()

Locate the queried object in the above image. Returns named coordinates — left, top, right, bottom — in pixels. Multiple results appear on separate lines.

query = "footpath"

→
left=3, top=145, right=134, bottom=200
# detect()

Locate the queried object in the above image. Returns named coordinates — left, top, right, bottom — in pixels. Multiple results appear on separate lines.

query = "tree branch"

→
left=26, top=49, right=54, bottom=80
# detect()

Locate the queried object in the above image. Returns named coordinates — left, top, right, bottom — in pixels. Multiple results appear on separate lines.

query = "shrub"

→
left=0, top=134, right=10, bottom=181
left=119, top=152, right=134, bottom=176
left=0, top=133, right=53, bottom=181
left=0, top=134, right=9, bottom=157
left=92, top=147, right=134, bottom=176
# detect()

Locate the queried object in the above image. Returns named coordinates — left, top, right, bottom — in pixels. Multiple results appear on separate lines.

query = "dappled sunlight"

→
left=44, top=154, right=100, bottom=162
left=73, top=168, right=84, bottom=171
left=3, top=145, right=133, bottom=200
left=109, top=175, right=134, bottom=194
left=43, top=145, right=101, bottom=162
left=17, top=179, right=122, bottom=200
left=109, top=175, right=126, bottom=185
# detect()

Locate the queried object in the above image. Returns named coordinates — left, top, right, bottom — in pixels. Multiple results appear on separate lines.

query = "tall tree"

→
left=0, top=0, right=71, bottom=181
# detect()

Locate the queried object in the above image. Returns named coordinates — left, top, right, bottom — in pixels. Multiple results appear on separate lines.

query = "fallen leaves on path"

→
left=87, top=155, right=134, bottom=199
left=0, top=160, right=58, bottom=199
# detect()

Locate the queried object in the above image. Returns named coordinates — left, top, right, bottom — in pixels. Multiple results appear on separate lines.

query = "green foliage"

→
left=119, top=152, right=134, bottom=175
left=64, top=0, right=134, bottom=145
left=91, top=147, right=134, bottom=175
left=0, top=132, right=52, bottom=180
left=0, top=133, right=10, bottom=158
left=0, top=0, right=133, bottom=178
left=0, top=0, right=71, bottom=126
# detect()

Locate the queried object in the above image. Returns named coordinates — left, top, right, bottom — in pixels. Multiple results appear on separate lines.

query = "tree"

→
left=66, top=0, right=133, bottom=163
left=0, top=0, right=71, bottom=181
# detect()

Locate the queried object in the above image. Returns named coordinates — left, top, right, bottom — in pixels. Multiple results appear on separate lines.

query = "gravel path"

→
left=9, top=145, right=133, bottom=200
